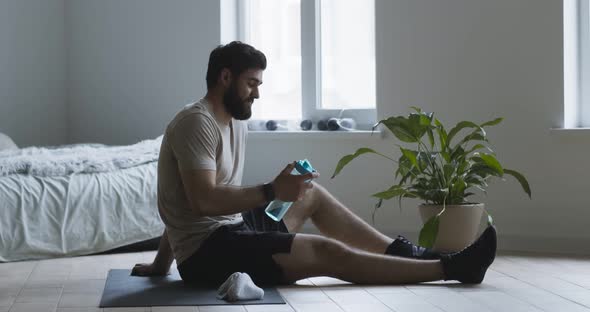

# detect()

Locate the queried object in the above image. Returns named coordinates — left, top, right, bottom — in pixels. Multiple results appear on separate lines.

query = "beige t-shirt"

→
left=157, top=99, right=247, bottom=265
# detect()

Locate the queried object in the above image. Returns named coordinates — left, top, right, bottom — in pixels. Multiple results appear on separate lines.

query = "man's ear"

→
left=220, top=68, right=232, bottom=87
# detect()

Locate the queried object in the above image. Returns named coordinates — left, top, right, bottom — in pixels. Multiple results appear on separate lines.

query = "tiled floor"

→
left=1, top=251, right=589, bottom=311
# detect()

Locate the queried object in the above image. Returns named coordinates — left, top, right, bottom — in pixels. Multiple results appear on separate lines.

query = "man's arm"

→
left=131, top=230, right=174, bottom=276
left=181, top=163, right=319, bottom=217
left=180, top=169, right=265, bottom=216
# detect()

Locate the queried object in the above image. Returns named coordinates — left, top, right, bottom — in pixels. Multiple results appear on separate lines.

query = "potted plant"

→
left=331, top=107, right=531, bottom=251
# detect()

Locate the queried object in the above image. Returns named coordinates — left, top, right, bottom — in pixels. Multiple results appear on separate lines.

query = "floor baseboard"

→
left=302, top=225, right=590, bottom=256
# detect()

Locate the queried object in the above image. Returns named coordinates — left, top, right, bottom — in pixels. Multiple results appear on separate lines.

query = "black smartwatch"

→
left=262, top=182, right=275, bottom=202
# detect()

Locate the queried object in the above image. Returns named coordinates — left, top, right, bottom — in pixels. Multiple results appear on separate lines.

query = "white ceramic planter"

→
left=418, top=203, right=484, bottom=252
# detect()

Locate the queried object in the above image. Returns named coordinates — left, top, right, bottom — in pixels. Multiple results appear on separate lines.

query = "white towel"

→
left=216, top=272, right=264, bottom=302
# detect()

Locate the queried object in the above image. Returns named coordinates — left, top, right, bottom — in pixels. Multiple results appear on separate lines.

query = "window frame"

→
left=579, top=0, right=590, bottom=126
left=565, top=0, right=590, bottom=128
left=237, top=0, right=376, bottom=129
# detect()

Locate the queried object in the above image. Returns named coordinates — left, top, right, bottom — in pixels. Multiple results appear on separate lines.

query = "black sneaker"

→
left=440, top=225, right=497, bottom=284
left=385, top=235, right=441, bottom=260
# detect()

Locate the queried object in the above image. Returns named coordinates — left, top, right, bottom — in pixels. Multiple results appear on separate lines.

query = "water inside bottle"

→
left=265, top=159, right=316, bottom=221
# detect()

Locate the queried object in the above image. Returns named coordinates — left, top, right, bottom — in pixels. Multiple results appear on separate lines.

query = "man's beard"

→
left=223, top=83, right=253, bottom=120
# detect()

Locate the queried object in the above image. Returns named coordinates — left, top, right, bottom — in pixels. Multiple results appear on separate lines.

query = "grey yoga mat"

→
left=99, top=269, right=286, bottom=307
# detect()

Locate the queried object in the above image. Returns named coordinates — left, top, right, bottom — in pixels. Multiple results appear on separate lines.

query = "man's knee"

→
left=310, top=237, right=351, bottom=263
left=280, top=235, right=353, bottom=265
left=301, top=182, right=327, bottom=213
left=283, top=182, right=323, bottom=231
left=310, top=181, right=327, bottom=199
left=273, top=235, right=354, bottom=281
left=309, top=237, right=355, bottom=278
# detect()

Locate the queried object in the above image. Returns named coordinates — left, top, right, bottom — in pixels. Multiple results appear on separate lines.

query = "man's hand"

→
left=131, top=263, right=170, bottom=276
left=272, top=162, right=320, bottom=202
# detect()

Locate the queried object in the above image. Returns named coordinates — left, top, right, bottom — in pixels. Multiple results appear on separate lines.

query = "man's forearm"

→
left=200, top=184, right=267, bottom=216
left=153, top=230, right=174, bottom=272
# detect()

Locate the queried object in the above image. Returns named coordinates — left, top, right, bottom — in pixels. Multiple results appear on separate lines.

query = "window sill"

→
left=549, top=127, right=590, bottom=136
left=247, top=130, right=383, bottom=140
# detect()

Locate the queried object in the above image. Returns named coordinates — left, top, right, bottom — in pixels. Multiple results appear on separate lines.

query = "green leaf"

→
left=465, top=174, right=488, bottom=187
left=443, top=163, right=456, bottom=182
left=504, top=168, right=532, bottom=199
left=371, top=199, right=384, bottom=225
left=470, top=163, right=502, bottom=178
left=418, top=112, right=434, bottom=126
left=425, top=189, right=449, bottom=204
left=400, top=148, right=419, bottom=170
left=417, top=152, right=436, bottom=170
left=478, top=153, right=504, bottom=176
left=458, top=132, right=487, bottom=146
left=331, top=148, right=383, bottom=179
left=399, top=170, right=415, bottom=185
left=472, top=184, right=488, bottom=195
left=480, top=117, right=503, bottom=127
left=371, top=185, right=408, bottom=200
left=419, top=215, right=440, bottom=248
left=465, top=143, right=488, bottom=154
left=450, top=145, right=466, bottom=162
left=450, top=178, right=467, bottom=204
left=434, top=118, right=448, bottom=150
left=376, top=116, right=423, bottom=142
left=487, top=213, right=494, bottom=226
left=457, top=159, right=469, bottom=174
left=426, top=127, right=435, bottom=148
left=447, top=121, right=483, bottom=145
left=464, top=192, right=475, bottom=198
left=397, top=156, right=415, bottom=180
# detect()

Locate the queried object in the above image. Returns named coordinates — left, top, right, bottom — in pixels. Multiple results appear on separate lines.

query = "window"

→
left=237, top=0, right=376, bottom=130
left=565, top=0, right=590, bottom=127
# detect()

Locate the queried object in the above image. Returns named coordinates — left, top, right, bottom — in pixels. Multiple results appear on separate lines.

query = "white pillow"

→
left=0, top=132, right=18, bottom=151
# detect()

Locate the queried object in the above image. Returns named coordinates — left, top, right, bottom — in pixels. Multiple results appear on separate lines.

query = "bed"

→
left=0, top=135, right=164, bottom=262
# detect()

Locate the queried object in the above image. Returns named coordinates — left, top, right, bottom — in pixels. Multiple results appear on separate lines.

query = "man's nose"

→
left=252, top=87, right=260, bottom=99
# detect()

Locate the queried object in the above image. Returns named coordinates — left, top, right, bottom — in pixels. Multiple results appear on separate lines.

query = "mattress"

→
left=0, top=161, right=163, bottom=262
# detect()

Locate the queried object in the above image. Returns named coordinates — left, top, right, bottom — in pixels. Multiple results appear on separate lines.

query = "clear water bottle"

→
left=265, top=159, right=316, bottom=222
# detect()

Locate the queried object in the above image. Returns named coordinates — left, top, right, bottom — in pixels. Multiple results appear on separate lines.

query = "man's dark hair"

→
left=206, top=41, right=266, bottom=90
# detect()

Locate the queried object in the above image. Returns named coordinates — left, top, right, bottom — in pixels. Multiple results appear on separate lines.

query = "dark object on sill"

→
left=327, top=118, right=357, bottom=131
left=300, top=119, right=313, bottom=131
left=265, top=120, right=278, bottom=131
left=327, top=118, right=341, bottom=130
left=317, top=119, right=329, bottom=131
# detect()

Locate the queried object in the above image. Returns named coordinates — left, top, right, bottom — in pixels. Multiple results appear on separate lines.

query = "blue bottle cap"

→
left=294, top=159, right=315, bottom=174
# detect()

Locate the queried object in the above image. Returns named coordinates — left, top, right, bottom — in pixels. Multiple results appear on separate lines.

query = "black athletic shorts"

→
left=177, top=204, right=296, bottom=286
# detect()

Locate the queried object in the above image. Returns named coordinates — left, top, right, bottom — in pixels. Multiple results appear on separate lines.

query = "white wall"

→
left=244, top=0, right=584, bottom=254
left=66, top=0, right=220, bottom=145
left=0, top=0, right=67, bottom=147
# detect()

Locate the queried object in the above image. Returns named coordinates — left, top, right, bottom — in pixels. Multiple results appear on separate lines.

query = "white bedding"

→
left=0, top=136, right=162, bottom=176
left=0, top=161, right=163, bottom=262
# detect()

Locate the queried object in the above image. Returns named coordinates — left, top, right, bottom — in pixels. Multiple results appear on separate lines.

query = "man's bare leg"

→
left=283, top=182, right=394, bottom=254
left=272, top=234, right=445, bottom=284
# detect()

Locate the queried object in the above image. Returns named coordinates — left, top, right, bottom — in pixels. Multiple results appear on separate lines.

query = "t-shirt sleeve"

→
left=168, top=113, right=220, bottom=171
